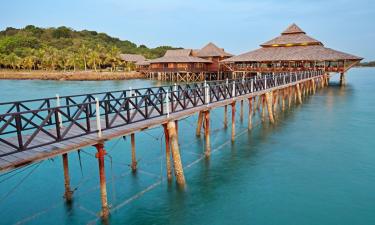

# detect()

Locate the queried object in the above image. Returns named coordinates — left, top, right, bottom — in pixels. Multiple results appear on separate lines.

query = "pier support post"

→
left=130, top=133, right=137, bottom=173
left=196, top=111, right=204, bottom=137
left=240, top=100, right=244, bottom=122
left=162, top=124, right=172, bottom=182
left=261, top=95, right=266, bottom=122
left=224, top=105, right=228, bottom=129
left=340, top=72, right=346, bottom=86
left=62, top=153, right=73, bottom=202
left=281, top=89, right=286, bottom=111
left=312, top=79, right=316, bottom=94
left=204, top=111, right=211, bottom=157
left=265, top=92, right=275, bottom=124
left=273, top=91, right=279, bottom=114
left=231, top=102, right=236, bottom=142
left=167, top=121, right=185, bottom=186
left=296, top=84, right=302, bottom=104
left=248, top=97, right=253, bottom=130
left=288, top=87, right=293, bottom=109
left=95, top=143, right=109, bottom=218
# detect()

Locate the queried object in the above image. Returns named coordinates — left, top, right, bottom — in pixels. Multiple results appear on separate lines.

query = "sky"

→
left=1, top=0, right=374, bottom=60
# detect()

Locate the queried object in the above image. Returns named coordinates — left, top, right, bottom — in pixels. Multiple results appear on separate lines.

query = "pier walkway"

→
left=0, top=70, right=327, bottom=217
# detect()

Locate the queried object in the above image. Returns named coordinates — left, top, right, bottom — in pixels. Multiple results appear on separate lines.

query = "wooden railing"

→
left=0, top=70, right=323, bottom=156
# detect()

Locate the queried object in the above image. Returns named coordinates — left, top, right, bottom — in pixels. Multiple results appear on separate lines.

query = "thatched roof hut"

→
left=222, top=24, right=362, bottom=63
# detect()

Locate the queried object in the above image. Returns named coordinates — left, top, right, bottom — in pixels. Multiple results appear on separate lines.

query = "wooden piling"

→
left=196, top=111, right=204, bottom=137
left=240, top=100, right=244, bottom=122
left=204, top=111, right=211, bottom=157
left=340, top=72, right=346, bottom=86
left=224, top=105, right=228, bottom=128
left=231, top=102, right=236, bottom=142
left=62, top=153, right=73, bottom=202
left=167, top=121, right=185, bottom=186
left=130, top=133, right=137, bottom=173
left=281, top=89, right=286, bottom=111
left=261, top=95, right=266, bottom=122
left=162, top=124, right=172, bottom=181
left=265, top=92, right=275, bottom=124
left=296, top=84, right=302, bottom=104
left=95, top=143, right=109, bottom=218
left=288, top=87, right=292, bottom=108
left=273, top=91, right=279, bottom=114
left=248, top=97, right=253, bottom=130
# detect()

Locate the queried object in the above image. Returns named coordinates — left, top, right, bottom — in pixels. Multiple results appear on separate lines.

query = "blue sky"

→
left=1, top=0, right=374, bottom=60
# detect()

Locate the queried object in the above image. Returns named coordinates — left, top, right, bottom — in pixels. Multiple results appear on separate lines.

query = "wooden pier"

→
left=1, top=70, right=329, bottom=218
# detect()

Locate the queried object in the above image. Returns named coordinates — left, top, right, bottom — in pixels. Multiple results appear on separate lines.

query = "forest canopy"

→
left=0, top=25, right=179, bottom=71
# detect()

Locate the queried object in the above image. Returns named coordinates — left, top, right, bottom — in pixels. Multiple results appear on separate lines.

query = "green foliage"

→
left=0, top=25, right=180, bottom=71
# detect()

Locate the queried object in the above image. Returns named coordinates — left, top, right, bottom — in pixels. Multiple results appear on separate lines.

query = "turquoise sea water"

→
left=0, top=68, right=374, bottom=225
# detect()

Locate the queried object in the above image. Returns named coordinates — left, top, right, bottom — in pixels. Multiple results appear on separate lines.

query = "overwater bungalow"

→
left=146, top=43, right=232, bottom=81
left=221, top=24, right=363, bottom=79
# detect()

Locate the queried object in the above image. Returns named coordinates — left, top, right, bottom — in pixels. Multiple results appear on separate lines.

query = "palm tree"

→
left=23, top=55, right=36, bottom=71
left=105, top=46, right=121, bottom=72
left=78, top=44, right=89, bottom=71
left=88, top=50, right=100, bottom=72
left=5, top=53, right=21, bottom=70
left=66, top=52, right=79, bottom=71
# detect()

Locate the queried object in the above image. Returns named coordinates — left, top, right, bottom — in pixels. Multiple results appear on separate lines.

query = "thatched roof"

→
left=148, top=49, right=212, bottom=63
left=196, top=42, right=233, bottom=57
left=222, top=45, right=361, bottom=62
left=164, top=49, right=192, bottom=57
left=261, top=23, right=321, bottom=47
left=135, top=60, right=150, bottom=66
left=119, top=54, right=146, bottom=62
left=222, top=24, right=362, bottom=62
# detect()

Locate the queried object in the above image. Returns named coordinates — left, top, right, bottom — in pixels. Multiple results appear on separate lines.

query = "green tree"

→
left=78, top=44, right=89, bottom=71
left=5, top=53, right=21, bottom=70
left=105, top=46, right=121, bottom=72
left=88, top=50, right=100, bottom=72
left=66, top=52, right=80, bottom=71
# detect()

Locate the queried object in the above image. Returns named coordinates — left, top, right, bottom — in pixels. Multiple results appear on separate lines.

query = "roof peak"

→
left=196, top=42, right=233, bottom=57
left=281, top=23, right=306, bottom=35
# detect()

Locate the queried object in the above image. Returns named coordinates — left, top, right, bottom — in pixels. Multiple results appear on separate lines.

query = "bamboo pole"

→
left=204, top=111, right=211, bottom=157
left=95, top=143, right=109, bottom=218
left=231, top=102, right=236, bottom=142
left=167, top=121, right=185, bottom=186
left=62, top=153, right=73, bottom=202
left=162, top=124, right=172, bottom=182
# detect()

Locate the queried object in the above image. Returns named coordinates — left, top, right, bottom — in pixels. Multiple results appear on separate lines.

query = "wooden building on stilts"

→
left=221, top=24, right=362, bottom=84
left=145, top=43, right=232, bottom=82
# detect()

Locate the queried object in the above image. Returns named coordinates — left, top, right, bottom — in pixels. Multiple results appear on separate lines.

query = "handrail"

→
left=0, top=70, right=323, bottom=156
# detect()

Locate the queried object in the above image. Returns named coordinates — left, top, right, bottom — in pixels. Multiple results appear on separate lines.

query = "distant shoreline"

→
left=0, top=70, right=145, bottom=81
